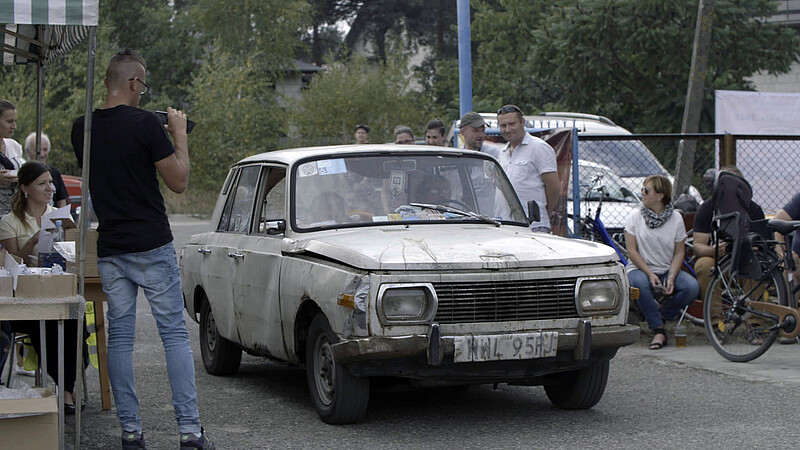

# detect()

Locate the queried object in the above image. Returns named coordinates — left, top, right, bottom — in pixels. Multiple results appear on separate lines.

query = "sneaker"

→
left=779, top=336, right=797, bottom=345
left=180, top=428, right=215, bottom=449
left=121, top=430, right=146, bottom=449
left=15, top=366, right=35, bottom=377
left=746, top=327, right=765, bottom=346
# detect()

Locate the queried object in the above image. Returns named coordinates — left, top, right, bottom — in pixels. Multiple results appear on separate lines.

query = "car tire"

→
left=199, top=294, right=242, bottom=376
left=306, top=313, right=369, bottom=424
left=544, top=358, right=609, bottom=410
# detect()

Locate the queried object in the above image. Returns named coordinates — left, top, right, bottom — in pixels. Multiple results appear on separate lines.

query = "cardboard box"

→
left=0, top=275, right=12, bottom=297
left=15, top=273, right=77, bottom=298
left=65, top=228, right=99, bottom=276
left=66, top=227, right=98, bottom=256
left=67, top=255, right=99, bottom=278
left=0, top=388, right=58, bottom=450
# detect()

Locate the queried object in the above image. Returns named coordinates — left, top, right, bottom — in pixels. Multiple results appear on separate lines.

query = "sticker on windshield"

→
left=316, top=158, right=347, bottom=175
left=298, top=162, right=318, bottom=177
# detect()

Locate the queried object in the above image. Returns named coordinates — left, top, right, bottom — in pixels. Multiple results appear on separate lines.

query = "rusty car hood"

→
left=282, top=224, right=618, bottom=270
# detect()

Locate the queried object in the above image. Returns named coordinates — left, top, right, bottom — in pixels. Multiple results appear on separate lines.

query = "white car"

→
left=568, top=160, right=640, bottom=239
left=179, top=145, right=639, bottom=424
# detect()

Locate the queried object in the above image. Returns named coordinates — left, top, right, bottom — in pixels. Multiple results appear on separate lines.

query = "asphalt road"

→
left=68, top=217, right=800, bottom=449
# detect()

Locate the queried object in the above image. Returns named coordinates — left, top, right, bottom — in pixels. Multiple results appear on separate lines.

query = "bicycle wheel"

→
left=703, top=259, right=789, bottom=362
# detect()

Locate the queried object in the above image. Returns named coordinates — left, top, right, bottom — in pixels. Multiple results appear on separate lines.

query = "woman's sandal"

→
left=649, top=328, right=667, bottom=350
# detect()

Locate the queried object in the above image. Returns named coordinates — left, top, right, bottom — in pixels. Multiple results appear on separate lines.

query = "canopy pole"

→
left=456, top=0, right=473, bottom=116
left=78, top=28, right=95, bottom=297
left=75, top=27, right=96, bottom=450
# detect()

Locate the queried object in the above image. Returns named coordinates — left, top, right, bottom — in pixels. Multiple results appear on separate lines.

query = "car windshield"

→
left=292, top=153, right=528, bottom=230
left=579, top=140, right=666, bottom=178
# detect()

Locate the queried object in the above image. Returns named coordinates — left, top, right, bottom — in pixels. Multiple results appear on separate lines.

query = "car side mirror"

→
left=527, top=200, right=540, bottom=224
left=266, top=220, right=286, bottom=235
left=620, top=187, right=635, bottom=198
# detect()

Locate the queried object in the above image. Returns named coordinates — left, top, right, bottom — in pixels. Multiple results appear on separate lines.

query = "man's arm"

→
left=155, top=107, right=190, bottom=193
left=692, top=231, right=724, bottom=258
left=773, top=209, right=793, bottom=258
left=542, top=171, right=560, bottom=217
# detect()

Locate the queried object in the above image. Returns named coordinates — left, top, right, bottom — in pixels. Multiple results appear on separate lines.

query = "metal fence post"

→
left=721, top=133, right=736, bottom=167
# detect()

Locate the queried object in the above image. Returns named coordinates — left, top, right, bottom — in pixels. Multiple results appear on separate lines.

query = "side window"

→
left=217, top=169, right=239, bottom=232
left=257, top=167, right=287, bottom=234
left=220, top=165, right=260, bottom=233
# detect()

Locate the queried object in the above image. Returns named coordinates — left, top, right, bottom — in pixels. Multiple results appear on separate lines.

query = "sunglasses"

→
left=497, top=105, right=523, bottom=116
left=641, top=187, right=651, bottom=195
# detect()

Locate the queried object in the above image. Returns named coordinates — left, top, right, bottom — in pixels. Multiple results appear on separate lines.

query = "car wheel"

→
left=544, top=358, right=609, bottom=410
left=306, top=313, right=369, bottom=424
left=199, top=294, right=242, bottom=376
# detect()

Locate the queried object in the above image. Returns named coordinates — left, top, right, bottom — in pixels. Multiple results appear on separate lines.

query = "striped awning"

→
left=1, top=0, right=98, bottom=65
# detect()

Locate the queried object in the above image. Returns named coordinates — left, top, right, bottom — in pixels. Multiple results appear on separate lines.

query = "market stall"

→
left=2, top=2, right=99, bottom=449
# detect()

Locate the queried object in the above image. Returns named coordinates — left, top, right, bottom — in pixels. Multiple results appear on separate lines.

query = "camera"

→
left=154, top=110, right=196, bottom=134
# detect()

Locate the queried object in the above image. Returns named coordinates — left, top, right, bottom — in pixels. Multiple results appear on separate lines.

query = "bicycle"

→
left=703, top=215, right=800, bottom=362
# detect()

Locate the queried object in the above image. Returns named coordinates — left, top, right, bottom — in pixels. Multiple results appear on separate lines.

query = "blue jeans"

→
left=98, top=242, right=201, bottom=435
left=628, top=269, right=700, bottom=331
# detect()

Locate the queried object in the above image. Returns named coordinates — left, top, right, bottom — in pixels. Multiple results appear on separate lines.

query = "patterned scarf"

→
left=641, top=203, right=674, bottom=229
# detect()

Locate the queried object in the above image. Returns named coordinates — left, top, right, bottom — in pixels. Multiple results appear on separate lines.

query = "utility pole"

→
left=675, top=0, right=715, bottom=195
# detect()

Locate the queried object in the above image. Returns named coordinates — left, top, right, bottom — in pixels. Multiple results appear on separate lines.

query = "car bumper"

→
left=331, top=322, right=640, bottom=369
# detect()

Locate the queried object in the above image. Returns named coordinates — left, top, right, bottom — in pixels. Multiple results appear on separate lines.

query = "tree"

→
left=290, top=55, right=441, bottom=146
left=186, top=0, right=310, bottom=190
left=470, top=0, right=800, bottom=133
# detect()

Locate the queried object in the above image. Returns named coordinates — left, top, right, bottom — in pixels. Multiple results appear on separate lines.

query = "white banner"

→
left=715, top=90, right=800, bottom=214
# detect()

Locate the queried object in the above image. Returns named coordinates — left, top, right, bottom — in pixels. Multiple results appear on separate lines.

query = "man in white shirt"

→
left=496, top=104, right=559, bottom=232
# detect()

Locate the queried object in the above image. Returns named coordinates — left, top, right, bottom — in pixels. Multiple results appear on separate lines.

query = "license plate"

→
left=452, top=332, right=559, bottom=363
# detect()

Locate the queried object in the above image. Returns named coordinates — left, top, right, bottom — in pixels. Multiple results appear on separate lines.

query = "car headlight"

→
left=576, top=277, right=621, bottom=315
left=377, top=283, right=437, bottom=325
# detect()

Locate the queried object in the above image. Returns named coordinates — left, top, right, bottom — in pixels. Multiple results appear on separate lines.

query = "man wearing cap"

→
left=496, top=104, right=559, bottom=232
left=354, top=124, right=370, bottom=144
left=459, top=111, right=497, bottom=214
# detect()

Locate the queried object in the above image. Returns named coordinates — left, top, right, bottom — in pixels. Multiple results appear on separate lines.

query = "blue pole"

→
left=457, top=0, right=473, bottom=116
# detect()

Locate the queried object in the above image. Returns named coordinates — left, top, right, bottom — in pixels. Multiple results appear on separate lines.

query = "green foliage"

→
left=185, top=0, right=310, bottom=191
left=470, top=0, right=800, bottom=134
left=187, top=52, right=287, bottom=190
left=289, top=55, right=442, bottom=146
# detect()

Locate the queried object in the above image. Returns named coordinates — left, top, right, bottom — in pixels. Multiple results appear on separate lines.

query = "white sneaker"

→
left=15, top=366, right=35, bottom=377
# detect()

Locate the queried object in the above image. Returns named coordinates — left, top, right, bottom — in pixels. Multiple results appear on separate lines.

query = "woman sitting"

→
left=0, top=161, right=84, bottom=412
left=625, top=175, right=700, bottom=350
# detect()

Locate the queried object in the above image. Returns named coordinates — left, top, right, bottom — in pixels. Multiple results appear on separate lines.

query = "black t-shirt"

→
left=49, top=164, right=69, bottom=204
left=71, top=105, right=174, bottom=257
left=694, top=198, right=765, bottom=234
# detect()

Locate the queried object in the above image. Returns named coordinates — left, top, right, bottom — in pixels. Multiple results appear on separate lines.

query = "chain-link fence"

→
left=573, top=134, right=800, bottom=239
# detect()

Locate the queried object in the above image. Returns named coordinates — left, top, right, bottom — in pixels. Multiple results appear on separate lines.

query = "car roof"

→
left=461, top=112, right=632, bottom=135
left=235, top=144, right=485, bottom=167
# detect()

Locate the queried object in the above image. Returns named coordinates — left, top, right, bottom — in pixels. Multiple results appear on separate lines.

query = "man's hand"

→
left=649, top=272, right=661, bottom=289
left=165, top=107, right=188, bottom=137
left=0, top=170, right=17, bottom=186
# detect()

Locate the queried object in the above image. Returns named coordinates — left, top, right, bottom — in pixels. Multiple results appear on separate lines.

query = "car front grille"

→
left=432, top=277, right=578, bottom=324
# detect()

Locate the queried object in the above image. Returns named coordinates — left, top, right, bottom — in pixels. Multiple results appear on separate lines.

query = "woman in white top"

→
left=0, top=161, right=83, bottom=412
left=0, top=100, right=26, bottom=216
left=625, top=175, right=700, bottom=350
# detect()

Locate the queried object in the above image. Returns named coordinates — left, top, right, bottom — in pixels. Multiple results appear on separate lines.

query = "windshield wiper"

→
left=408, top=202, right=501, bottom=227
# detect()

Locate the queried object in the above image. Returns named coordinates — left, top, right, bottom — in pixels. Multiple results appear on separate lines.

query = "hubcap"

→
left=205, top=311, right=217, bottom=352
left=314, top=334, right=336, bottom=406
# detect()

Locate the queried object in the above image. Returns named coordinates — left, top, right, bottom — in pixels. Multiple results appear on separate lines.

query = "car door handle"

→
left=227, top=252, right=245, bottom=260
left=197, top=248, right=211, bottom=255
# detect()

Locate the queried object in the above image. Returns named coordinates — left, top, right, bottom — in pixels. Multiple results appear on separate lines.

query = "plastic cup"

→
left=675, top=325, right=687, bottom=348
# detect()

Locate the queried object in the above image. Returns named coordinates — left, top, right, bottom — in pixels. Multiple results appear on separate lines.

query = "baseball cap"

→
left=459, top=111, right=487, bottom=128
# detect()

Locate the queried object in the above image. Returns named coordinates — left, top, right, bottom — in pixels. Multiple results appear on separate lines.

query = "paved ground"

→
left=628, top=323, right=800, bottom=385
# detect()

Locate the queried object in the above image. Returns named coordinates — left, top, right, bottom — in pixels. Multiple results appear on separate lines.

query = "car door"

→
left=230, top=166, right=288, bottom=358
left=199, top=165, right=260, bottom=344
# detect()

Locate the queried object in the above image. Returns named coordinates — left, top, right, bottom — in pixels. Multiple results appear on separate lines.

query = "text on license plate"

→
left=452, top=332, right=558, bottom=363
